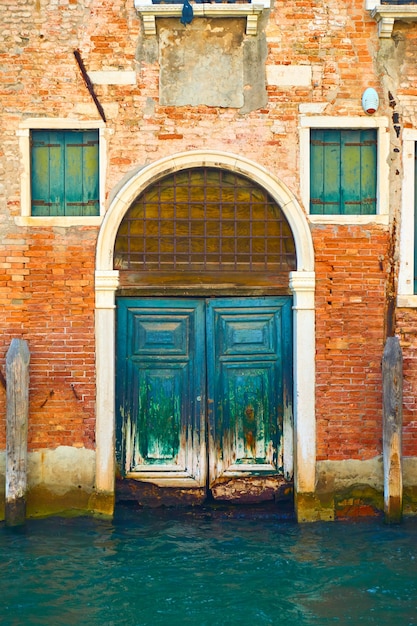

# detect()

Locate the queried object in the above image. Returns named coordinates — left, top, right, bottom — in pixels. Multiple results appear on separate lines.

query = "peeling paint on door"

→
left=116, top=297, right=292, bottom=506
left=207, top=298, right=292, bottom=503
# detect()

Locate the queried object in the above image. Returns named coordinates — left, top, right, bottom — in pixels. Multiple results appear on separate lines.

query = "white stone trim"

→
left=88, top=71, right=137, bottom=86
left=135, top=1, right=266, bottom=36
left=398, top=295, right=417, bottom=308
left=308, top=214, right=389, bottom=225
left=95, top=150, right=316, bottom=507
left=97, top=151, right=315, bottom=272
left=398, top=128, right=417, bottom=306
left=16, top=118, right=108, bottom=226
left=266, top=65, right=312, bottom=88
left=289, top=271, right=316, bottom=494
left=300, top=115, right=390, bottom=224
left=95, top=270, right=120, bottom=309
left=94, top=270, right=119, bottom=495
left=15, top=216, right=104, bottom=227
left=370, top=5, right=417, bottom=38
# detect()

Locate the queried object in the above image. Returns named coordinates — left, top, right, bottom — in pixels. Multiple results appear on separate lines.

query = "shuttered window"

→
left=31, top=130, right=99, bottom=216
left=310, top=129, right=377, bottom=215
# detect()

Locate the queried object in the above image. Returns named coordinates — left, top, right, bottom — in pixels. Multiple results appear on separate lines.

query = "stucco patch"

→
left=27, top=447, right=95, bottom=493
left=316, top=457, right=384, bottom=493
left=266, top=64, right=312, bottom=87
left=158, top=19, right=245, bottom=107
left=0, top=446, right=95, bottom=495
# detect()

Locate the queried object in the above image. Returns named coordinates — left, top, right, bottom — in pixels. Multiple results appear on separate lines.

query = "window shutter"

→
left=359, top=130, right=377, bottom=215
left=311, top=130, right=341, bottom=214
left=341, top=130, right=362, bottom=215
left=31, top=131, right=65, bottom=216
left=65, top=131, right=99, bottom=216
left=31, top=130, right=99, bottom=216
left=310, top=129, right=377, bottom=215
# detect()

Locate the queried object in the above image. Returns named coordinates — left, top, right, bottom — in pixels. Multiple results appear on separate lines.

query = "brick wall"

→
left=1, top=0, right=414, bottom=466
left=0, top=229, right=97, bottom=451
left=396, top=310, right=417, bottom=458
left=313, top=225, right=389, bottom=461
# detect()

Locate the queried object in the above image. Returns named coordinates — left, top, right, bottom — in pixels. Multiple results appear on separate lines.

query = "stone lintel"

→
left=371, top=5, right=417, bottom=37
left=135, top=3, right=265, bottom=35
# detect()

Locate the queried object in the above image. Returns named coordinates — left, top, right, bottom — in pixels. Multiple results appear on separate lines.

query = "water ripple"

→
left=0, top=512, right=417, bottom=625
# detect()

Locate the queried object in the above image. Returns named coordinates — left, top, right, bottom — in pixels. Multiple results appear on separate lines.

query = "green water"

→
left=1, top=507, right=417, bottom=626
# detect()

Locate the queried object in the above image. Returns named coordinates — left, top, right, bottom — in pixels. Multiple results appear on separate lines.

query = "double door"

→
left=116, top=297, right=292, bottom=503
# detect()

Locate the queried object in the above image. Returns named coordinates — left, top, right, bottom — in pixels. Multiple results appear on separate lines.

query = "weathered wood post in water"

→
left=382, top=336, right=403, bottom=524
left=5, top=339, right=30, bottom=527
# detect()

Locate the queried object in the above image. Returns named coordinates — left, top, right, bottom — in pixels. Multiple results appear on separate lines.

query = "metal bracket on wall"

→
left=74, top=50, right=107, bottom=123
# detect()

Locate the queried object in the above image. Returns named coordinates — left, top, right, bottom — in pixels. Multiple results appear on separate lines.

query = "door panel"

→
left=131, top=363, right=186, bottom=470
left=219, top=362, right=277, bottom=470
left=116, top=299, right=206, bottom=487
left=116, top=296, right=292, bottom=503
left=207, top=297, right=292, bottom=501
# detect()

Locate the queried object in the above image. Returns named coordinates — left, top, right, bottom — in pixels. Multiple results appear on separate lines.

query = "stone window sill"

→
left=308, top=214, right=389, bottom=226
left=134, top=0, right=268, bottom=35
left=397, top=295, right=417, bottom=308
left=15, top=216, right=103, bottom=227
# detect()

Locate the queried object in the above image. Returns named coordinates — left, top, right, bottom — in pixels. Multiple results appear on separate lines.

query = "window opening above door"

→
left=114, top=167, right=296, bottom=293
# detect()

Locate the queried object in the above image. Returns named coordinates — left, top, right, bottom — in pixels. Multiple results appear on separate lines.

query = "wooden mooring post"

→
left=382, top=336, right=403, bottom=524
left=5, top=339, right=30, bottom=527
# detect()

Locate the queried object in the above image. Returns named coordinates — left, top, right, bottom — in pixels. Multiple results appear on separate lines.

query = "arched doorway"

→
left=115, top=167, right=296, bottom=504
left=94, top=152, right=315, bottom=516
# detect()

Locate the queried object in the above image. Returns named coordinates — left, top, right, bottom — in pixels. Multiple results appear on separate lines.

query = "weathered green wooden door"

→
left=206, top=297, right=292, bottom=502
left=116, top=297, right=292, bottom=503
left=116, top=299, right=206, bottom=494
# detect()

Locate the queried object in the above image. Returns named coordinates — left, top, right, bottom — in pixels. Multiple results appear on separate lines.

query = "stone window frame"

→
left=16, top=118, right=108, bottom=227
left=299, top=115, right=390, bottom=226
left=134, top=0, right=269, bottom=36
left=398, top=129, right=417, bottom=307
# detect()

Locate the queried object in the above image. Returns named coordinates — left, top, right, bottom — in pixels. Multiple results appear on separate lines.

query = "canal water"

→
left=1, top=505, right=417, bottom=626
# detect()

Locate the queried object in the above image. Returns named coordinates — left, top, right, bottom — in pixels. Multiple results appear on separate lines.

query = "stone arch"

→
left=94, top=151, right=316, bottom=520
left=97, top=151, right=314, bottom=272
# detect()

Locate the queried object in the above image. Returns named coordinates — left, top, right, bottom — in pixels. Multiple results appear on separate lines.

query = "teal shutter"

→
left=310, top=129, right=341, bottom=215
left=65, top=131, right=99, bottom=216
left=360, top=130, right=377, bottom=214
left=310, top=129, right=377, bottom=215
left=31, top=131, right=65, bottom=216
left=31, top=130, right=99, bottom=216
left=341, top=130, right=361, bottom=215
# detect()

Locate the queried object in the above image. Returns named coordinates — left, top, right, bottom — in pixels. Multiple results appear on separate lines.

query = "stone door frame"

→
left=94, top=150, right=316, bottom=519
